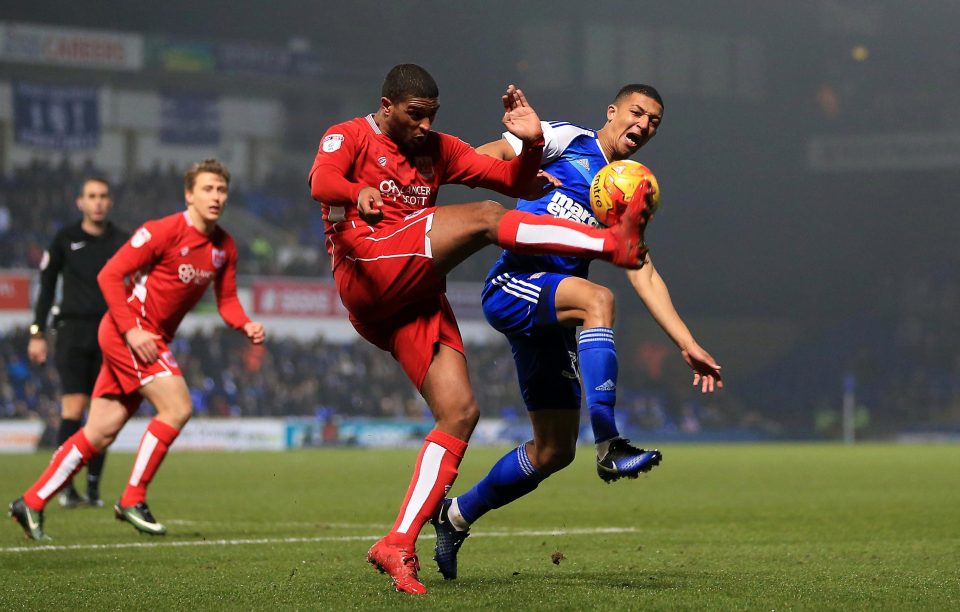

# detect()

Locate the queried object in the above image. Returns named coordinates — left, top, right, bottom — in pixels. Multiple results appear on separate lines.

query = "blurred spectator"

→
left=1, top=324, right=769, bottom=439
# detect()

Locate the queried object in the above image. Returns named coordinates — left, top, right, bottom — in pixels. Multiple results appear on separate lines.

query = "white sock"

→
left=448, top=498, right=471, bottom=532
left=596, top=437, right=620, bottom=460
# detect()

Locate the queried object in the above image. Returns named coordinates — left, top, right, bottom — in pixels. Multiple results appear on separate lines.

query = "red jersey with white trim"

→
left=97, top=211, right=250, bottom=341
left=308, top=114, right=544, bottom=262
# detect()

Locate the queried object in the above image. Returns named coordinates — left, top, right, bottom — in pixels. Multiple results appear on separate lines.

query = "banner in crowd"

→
left=251, top=279, right=484, bottom=320
left=13, top=82, right=100, bottom=149
left=0, top=421, right=45, bottom=453
left=252, top=279, right=346, bottom=318
left=148, top=39, right=216, bottom=73
left=112, top=418, right=285, bottom=451
left=0, top=22, right=143, bottom=70
left=0, top=272, right=32, bottom=309
left=160, top=92, right=220, bottom=145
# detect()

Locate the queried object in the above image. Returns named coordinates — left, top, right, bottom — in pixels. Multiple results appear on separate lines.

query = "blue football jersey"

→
left=486, top=121, right=610, bottom=281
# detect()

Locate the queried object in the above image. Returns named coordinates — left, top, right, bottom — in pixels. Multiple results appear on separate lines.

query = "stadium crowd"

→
left=0, top=158, right=327, bottom=277
left=1, top=324, right=768, bottom=440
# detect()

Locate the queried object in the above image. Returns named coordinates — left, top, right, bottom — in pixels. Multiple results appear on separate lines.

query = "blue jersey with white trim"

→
left=486, top=121, right=609, bottom=281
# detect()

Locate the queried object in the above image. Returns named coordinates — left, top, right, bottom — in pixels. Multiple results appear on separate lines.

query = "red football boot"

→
left=608, top=180, right=655, bottom=269
left=367, top=537, right=427, bottom=595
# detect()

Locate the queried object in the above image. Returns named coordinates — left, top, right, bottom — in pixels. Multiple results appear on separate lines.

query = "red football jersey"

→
left=308, top=114, right=543, bottom=240
left=98, top=211, right=249, bottom=340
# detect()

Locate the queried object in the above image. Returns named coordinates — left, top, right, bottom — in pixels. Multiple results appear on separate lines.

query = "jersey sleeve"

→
left=32, top=231, right=66, bottom=331
left=308, top=121, right=365, bottom=207
left=440, top=133, right=545, bottom=198
left=97, top=220, right=169, bottom=334
left=213, top=236, right=250, bottom=330
left=503, top=121, right=592, bottom=165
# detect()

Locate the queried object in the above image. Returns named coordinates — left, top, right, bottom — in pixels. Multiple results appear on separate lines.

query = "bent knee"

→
left=452, top=403, right=480, bottom=431
left=476, top=200, right=508, bottom=230
left=586, top=285, right=615, bottom=318
left=575, top=283, right=615, bottom=328
left=157, top=404, right=193, bottom=429
left=436, top=402, right=479, bottom=439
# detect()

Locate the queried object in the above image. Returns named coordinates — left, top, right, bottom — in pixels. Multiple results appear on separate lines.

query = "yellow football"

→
left=589, top=160, right=660, bottom=226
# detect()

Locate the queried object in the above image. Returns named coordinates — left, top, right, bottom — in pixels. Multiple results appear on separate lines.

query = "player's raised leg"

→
left=368, top=344, right=476, bottom=594
left=111, top=375, right=192, bottom=536
left=427, top=195, right=653, bottom=275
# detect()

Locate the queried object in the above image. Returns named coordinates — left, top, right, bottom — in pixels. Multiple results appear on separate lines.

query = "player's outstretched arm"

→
left=476, top=138, right=516, bottom=160
left=476, top=138, right=561, bottom=200
left=626, top=258, right=722, bottom=392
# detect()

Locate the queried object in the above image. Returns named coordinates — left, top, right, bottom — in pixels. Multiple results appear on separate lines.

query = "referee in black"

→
left=27, top=176, right=129, bottom=508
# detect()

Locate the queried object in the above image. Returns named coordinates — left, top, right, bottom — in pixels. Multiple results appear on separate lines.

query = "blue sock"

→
left=455, top=443, right=544, bottom=524
left=579, top=327, right=620, bottom=443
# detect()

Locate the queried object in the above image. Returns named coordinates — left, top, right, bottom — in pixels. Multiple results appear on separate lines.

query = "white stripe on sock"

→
left=515, top=224, right=605, bottom=252
left=36, top=445, right=84, bottom=500
left=128, top=432, right=159, bottom=487
left=396, top=442, right=446, bottom=534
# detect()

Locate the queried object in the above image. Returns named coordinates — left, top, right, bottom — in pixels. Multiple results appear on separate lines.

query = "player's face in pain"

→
left=382, top=96, right=440, bottom=153
left=607, top=93, right=663, bottom=159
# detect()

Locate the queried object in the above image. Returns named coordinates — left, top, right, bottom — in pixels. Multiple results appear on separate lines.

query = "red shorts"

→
left=91, top=315, right=183, bottom=412
left=331, top=208, right=464, bottom=389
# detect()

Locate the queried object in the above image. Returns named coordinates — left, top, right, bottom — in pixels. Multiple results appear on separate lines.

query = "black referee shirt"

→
left=32, top=221, right=130, bottom=332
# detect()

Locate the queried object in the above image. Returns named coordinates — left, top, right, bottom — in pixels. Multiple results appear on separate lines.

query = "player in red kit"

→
left=9, top=159, right=265, bottom=540
left=308, top=64, right=657, bottom=594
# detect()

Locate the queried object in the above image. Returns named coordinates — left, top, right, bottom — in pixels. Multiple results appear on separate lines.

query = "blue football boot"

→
left=597, top=438, right=662, bottom=483
left=431, top=499, right=469, bottom=580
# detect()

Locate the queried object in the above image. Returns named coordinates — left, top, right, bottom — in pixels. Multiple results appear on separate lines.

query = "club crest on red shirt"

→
left=211, top=248, right=227, bottom=269
left=377, top=155, right=388, bottom=167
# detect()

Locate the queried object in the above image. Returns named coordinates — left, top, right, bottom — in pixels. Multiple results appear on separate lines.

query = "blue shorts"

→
left=482, top=272, right=581, bottom=411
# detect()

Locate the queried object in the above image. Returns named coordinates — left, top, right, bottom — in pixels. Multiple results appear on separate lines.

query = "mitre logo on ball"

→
left=589, top=160, right=660, bottom=226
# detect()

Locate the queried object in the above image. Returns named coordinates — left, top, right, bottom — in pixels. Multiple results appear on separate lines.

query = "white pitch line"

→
left=166, top=520, right=390, bottom=529
left=0, top=527, right=637, bottom=554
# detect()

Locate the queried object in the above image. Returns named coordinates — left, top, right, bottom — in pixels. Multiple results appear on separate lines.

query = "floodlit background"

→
left=1, top=0, right=958, bottom=446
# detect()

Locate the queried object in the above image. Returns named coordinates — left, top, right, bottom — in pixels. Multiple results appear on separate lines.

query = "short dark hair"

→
left=381, top=64, right=439, bottom=102
left=79, top=176, right=110, bottom=196
left=184, top=159, right=230, bottom=191
left=613, top=84, right=664, bottom=109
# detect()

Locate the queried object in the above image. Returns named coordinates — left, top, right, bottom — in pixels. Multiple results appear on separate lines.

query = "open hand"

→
left=500, top=85, right=543, bottom=144
left=682, top=342, right=723, bottom=393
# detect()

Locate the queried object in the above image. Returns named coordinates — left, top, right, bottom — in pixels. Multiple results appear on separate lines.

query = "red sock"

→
left=496, top=210, right=613, bottom=258
left=120, top=418, right=180, bottom=507
left=23, top=430, right=97, bottom=510
left=385, top=430, right=468, bottom=549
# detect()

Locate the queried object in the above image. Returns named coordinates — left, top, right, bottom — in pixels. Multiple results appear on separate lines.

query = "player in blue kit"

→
left=431, top=84, right=723, bottom=579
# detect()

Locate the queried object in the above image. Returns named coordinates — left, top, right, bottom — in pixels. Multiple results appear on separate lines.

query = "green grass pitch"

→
left=1, top=443, right=958, bottom=610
